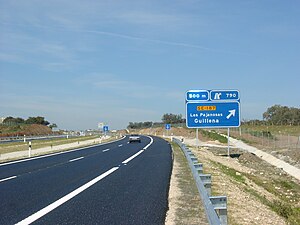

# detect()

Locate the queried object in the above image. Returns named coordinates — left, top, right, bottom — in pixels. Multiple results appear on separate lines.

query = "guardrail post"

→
left=209, top=196, right=227, bottom=225
left=188, top=152, right=195, bottom=157
left=199, top=174, right=212, bottom=196
left=194, top=163, right=203, bottom=174
left=190, top=156, right=198, bottom=164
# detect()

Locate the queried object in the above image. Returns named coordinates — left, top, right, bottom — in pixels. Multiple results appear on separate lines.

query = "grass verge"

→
left=168, top=142, right=208, bottom=225
left=201, top=130, right=227, bottom=143
left=0, top=135, right=101, bottom=154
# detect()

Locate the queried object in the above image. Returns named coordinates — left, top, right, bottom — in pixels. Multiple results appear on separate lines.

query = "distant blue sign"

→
left=210, top=90, right=239, bottom=101
left=186, top=102, right=240, bottom=128
left=186, top=90, right=209, bottom=101
left=165, top=124, right=171, bottom=130
left=103, top=126, right=109, bottom=132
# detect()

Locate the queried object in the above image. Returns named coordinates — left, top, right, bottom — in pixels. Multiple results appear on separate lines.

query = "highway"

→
left=0, top=136, right=172, bottom=225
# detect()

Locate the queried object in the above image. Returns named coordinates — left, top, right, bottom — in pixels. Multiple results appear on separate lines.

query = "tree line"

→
left=2, top=116, right=54, bottom=127
left=262, top=105, right=300, bottom=125
left=128, top=105, right=300, bottom=129
left=127, top=113, right=185, bottom=129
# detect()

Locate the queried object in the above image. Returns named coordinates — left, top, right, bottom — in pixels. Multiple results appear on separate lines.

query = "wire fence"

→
left=229, top=127, right=300, bottom=150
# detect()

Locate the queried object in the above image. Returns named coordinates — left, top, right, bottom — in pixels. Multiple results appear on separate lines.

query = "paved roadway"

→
left=0, top=136, right=172, bottom=225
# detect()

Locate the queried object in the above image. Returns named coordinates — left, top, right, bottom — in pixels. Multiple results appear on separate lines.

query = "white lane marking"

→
left=69, top=157, right=84, bottom=162
left=121, top=136, right=153, bottom=165
left=118, top=144, right=123, bottom=147
left=143, top=136, right=153, bottom=150
left=122, top=150, right=144, bottom=164
left=0, top=136, right=127, bottom=167
left=102, top=148, right=110, bottom=152
left=0, top=175, right=17, bottom=183
left=15, top=167, right=119, bottom=225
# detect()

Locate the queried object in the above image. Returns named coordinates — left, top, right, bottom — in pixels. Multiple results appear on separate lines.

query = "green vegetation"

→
left=3, top=116, right=50, bottom=126
left=207, top=157, right=300, bottom=224
left=210, top=160, right=246, bottom=184
left=0, top=135, right=100, bottom=155
left=245, top=173, right=300, bottom=224
left=244, top=188, right=300, bottom=225
left=0, top=124, right=53, bottom=137
left=263, top=105, right=300, bottom=126
left=0, top=116, right=57, bottom=137
left=201, top=130, right=228, bottom=143
left=161, top=113, right=185, bottom=124
left=241, top=124, right=300, bottom=136
left=170, top=142, right=207, bottom=224
left=127, top=121, right=154, bottom=129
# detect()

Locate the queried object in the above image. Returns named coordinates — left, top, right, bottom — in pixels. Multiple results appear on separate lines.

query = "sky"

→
left=0, top=0, right=299, bottom=130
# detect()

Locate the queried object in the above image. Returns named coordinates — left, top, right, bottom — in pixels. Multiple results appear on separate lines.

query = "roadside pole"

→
left=28, top=141, right=32, bottom=158
left=227, top=128, right=230, bottom=157
left=196, top=128, right=199, bottom=148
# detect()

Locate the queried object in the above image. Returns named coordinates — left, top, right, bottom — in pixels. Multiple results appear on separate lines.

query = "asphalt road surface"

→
left=0, top=135, right=172, bottom=225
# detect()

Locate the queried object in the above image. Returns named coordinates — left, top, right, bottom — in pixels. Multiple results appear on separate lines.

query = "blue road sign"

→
left=165, top=124, right=171, bottom=130
left=103, top=126, right=109, bottom=132
left=186, top=101, right=240, bottom=128
left=186, top=90, right=209, bottom=101
left=210, top=90, right=239, bottom=101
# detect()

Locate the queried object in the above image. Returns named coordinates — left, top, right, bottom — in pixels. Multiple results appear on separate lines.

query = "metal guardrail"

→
left=0, top=135, right=75, bottom=143
left=172, top=137, right=227, bottom=225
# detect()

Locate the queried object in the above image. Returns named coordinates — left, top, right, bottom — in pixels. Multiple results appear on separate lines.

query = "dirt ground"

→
left=153, top=128, right=299, bottom=225
left=229, top=129, right=300, bottom=169
left=140, top=126, right=300, bottom=169
left=192, top=147, right=291, bottom=225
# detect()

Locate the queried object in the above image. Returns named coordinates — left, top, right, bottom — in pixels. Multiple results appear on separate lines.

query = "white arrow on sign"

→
left=226, top=109, right=236, bottom=119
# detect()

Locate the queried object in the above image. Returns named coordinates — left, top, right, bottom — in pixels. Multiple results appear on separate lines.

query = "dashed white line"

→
left=118, top=144, right=123, bottom=147
left=122, top=150, right=144, bottom=164
left=102, top=148, right=110, bottom=152
left=69, top=157, right=84, bottom=162
left=15, top=167, right=119, bottom=225
left=0, top=175, right=17, bottom=183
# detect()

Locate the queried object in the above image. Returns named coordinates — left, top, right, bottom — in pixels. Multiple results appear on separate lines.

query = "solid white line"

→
left=122, top=150, right=144, bottom=164
left=15, top=167, right=119, bottom=225
left=121, top=136, right=153, bottom=165
left=0, top=175, right=17, bottom=183
left=69, top=157, right=84, bottom=162
left=102, top=149, right=110, bottom=152
left=143, top=136, right=154, bottom=150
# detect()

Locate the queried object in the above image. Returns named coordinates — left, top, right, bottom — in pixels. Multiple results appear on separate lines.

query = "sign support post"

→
left=196, top=128, right=199, bottom=148
left=103, top=126, right=109, bottom=138
left=227, top=128, right=230, bottom=157
left=165, top=124, right=171, bottom=137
